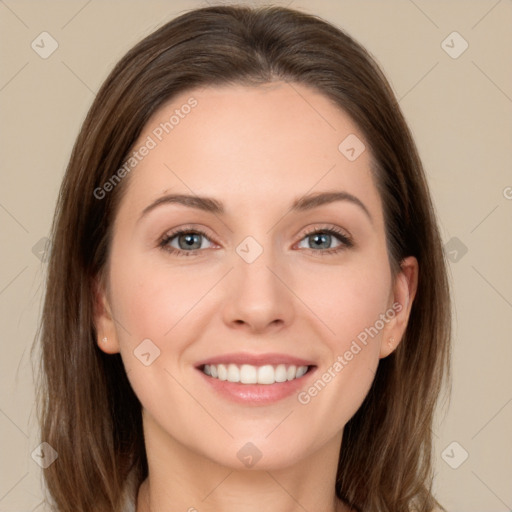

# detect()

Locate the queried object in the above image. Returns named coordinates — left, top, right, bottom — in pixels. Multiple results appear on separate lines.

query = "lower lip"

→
left=197, top=367, right=316, bottom=405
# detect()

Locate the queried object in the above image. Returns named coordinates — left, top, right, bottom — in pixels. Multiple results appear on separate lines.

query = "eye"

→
left=159, top=228, right=215, bottom=256
left=296, top=227, right=353, bottom=254
left=158, top=225, right=353, bottom=257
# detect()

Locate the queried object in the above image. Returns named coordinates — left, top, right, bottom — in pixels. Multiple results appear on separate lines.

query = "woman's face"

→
left=96, top=82, right=417, bottom=470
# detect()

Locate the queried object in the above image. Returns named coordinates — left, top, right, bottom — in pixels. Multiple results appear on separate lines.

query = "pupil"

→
left=180, top=233, right=201, bottom=249
left=312, top=233, right=330, bottom=249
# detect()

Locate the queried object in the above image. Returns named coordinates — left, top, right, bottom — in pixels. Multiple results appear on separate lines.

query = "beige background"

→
left=1, top=1, right=511, bottom=510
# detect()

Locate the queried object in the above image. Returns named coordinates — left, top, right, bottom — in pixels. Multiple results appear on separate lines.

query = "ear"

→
left=93, top=274, right=121, bottom=354
left=379, top=256, right=419, bottom=358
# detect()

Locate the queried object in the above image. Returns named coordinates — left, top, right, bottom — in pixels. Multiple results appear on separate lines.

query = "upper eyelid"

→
left=298, top=227, right=353, bottom=249
left=162, top=225, right=216, bottom=243
left=301, top=225, right=351, bottom=238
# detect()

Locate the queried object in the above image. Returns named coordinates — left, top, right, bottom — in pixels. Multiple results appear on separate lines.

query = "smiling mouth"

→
left=201, top=363, right=313, bottom=385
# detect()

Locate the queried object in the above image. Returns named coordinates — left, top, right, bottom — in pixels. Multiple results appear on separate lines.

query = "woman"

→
left=36, top=4, right=451, bottom=511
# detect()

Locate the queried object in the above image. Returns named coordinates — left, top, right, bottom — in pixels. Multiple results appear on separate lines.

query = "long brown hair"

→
left=34, top=4, right=451, bottom=511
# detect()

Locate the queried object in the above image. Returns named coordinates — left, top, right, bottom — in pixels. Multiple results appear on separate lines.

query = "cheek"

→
left=109, top=250, right=216, bottom=345
left=293, top=255, right=391, bottom=419
left=107, top=251, right=212, bottom=415
left=296, top=254, right=392, bottom=348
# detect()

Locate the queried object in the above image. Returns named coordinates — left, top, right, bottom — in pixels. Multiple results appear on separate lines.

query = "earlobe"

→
left=379, top=256, right=419, bottom=359
left=92, top=276, right=121, bottom=354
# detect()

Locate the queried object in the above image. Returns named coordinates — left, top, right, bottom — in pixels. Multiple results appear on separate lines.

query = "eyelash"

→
left=158, top=225, right=354, bottom=257
left=301, top=226, right=354, bottom=255
left=159, top=227, right=213, bottom=257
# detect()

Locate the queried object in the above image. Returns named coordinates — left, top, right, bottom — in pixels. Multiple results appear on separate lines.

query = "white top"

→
left=122, top=497, right=136, bottom=512
left=120, top=469, right=138, bottom=512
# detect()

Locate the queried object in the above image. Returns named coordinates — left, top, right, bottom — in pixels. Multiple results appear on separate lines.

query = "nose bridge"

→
left=223, top=232, right=294, bottom=331
left=235, top=234, right=281, bottom=298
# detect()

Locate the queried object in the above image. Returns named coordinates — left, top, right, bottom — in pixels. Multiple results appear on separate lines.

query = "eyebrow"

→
left=139, top=191, right=372, bottom=223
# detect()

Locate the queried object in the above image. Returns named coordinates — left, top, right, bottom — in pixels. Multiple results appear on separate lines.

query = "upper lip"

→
left=195, top=352, right=316, bottom=368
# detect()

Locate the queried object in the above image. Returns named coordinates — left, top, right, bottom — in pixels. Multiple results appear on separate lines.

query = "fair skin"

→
left=95, top=82, right=418, bottom=512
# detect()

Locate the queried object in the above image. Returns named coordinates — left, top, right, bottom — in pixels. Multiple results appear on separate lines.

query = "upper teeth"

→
left=203, top=364, right=308, bottom=384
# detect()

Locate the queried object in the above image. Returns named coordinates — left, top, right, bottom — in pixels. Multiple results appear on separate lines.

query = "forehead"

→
left=117, top=81, right=382, bottom=224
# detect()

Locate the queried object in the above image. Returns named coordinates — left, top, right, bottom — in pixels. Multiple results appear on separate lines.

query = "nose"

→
left=222, top=244, right=295, bottom=334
